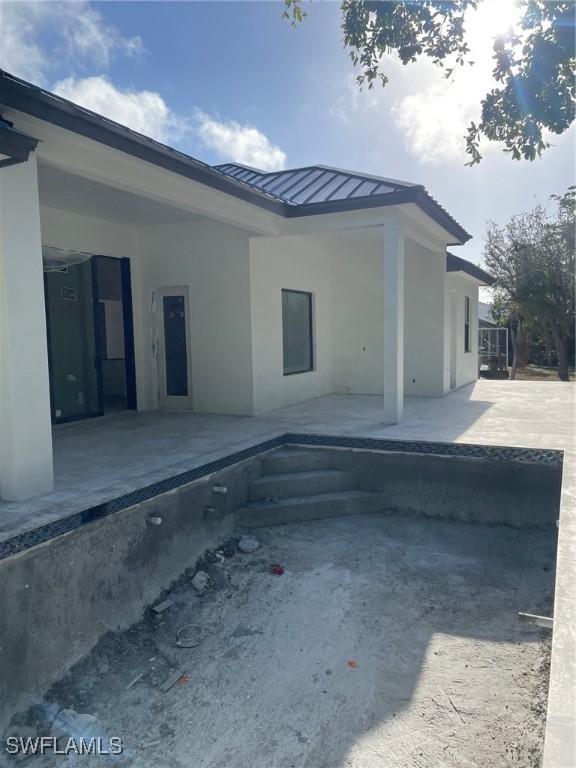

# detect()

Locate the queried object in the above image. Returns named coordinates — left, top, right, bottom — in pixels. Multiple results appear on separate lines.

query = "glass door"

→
left=44, top=261, right=102, bottom=422
left=44, top=255, right=137, bottom=423
left=157, top=287, right=193, bottom=410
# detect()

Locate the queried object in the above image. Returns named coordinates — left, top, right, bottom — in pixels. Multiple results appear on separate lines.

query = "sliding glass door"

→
left=44, top=255, right=137, bottom=423
left=44, top=260, right=101, bottom=422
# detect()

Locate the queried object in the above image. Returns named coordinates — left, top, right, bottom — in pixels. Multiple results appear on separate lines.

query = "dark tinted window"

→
left=464, top=295, right=471, bottom=353
left=163, top=295, right=189, bottom=396
left=282, top=290, right=313, bottom=375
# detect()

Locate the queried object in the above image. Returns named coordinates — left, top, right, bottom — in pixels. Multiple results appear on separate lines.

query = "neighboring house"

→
left=0, top=70, right=493, bottom=501
left=478, top=301, right=497, bottom=328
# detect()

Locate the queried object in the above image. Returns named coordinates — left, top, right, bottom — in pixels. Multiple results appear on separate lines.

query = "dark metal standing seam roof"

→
left=0, top=69, right=471, bottom=244
left=214, top=163, right=470, bottom=244
left=447, top=252, right=495, bottom=285
left=215, top=162, right=420, bottom=205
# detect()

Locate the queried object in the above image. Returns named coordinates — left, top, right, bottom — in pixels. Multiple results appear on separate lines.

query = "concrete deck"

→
left=0, top=380, right=573, bottom=542
left=0, top=380, right=574, bottom=766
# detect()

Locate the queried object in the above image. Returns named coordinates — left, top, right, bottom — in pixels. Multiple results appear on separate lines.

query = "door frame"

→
left=120, top=257, right=138, bottom=410
left=155, top=285, right=194, bottom=410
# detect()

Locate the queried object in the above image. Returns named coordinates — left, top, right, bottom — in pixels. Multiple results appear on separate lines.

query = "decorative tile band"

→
left=0, top=436, right=285, bottom=562
left=0, top=434, right=562, bottom=562
left=284, top=433, right=564, bottom=467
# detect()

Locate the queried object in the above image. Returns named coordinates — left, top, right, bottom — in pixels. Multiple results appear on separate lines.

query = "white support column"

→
left=383, top=218, right=405, bottom=423
left=0, top=155, right=54, bottom=500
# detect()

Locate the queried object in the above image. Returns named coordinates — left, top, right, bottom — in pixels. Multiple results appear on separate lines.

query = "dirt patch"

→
left=3, top=515, right=555, bottom=768
left=514, top=366, right=574, bottom=382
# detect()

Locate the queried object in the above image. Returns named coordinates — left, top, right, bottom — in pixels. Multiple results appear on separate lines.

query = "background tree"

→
left=484, top=188, right=575, bottom=380
left=284, top=0, right=575, bottom=164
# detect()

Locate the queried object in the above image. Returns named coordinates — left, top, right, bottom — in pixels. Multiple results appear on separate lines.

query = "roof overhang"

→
left=0, top=70, right=285, bottom=215
left=447, top=252, right=495, bottom=285
left=0, top=69, right=470, bottom=244
left=284, top=187, right=470, bottom=244
left=0, top=115, right=39, bottom=168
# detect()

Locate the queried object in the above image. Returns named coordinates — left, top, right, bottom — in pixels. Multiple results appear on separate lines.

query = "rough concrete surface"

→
left=0, top=459, right=259, bottom=728
left=5, top=513, right=555, bottom=768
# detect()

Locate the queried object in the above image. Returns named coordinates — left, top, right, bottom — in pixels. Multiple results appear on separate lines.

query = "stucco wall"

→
left=40, top=205, right=139, bottom=259
left=137, top=219, right=255, bottom=415
left=249, top=232, right=454, bottom=411
left=446, top=272, right=480, bottom=390
left=331, top=239, right=384, bottom=396
left=249, top=235, right=334, bottom=414
left=1, top=159, right=53, bottom=500
left=40, top=208, right=257, bottom=415
left=404, top=242, right=446, bottom=397
left=39, top=205, right=469, bottom=417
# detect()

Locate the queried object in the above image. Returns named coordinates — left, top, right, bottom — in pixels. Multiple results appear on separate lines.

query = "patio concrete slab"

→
left=0, top=381, right=573, bottom=542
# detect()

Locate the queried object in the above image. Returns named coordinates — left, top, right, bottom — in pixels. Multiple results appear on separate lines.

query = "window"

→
left=464, top=295, right=471, bottom=353
left=282, top=289, right=313, bottom=375
left=163, top=294, right=189, bottom=396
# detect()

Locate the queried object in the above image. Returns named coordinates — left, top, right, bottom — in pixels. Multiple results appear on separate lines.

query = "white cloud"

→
left=0, top=1, right=142, bottom=85
left=391, top=67, right=483, bottom=165
left=329, top=76, right=383, bottom=127
left=0, top=1, right=285, bottom=167
left=53, top=76, right=187, bottom=145
left=330, top=0, right=521, bottom=165
left=195, top=111, right=286, bottom=171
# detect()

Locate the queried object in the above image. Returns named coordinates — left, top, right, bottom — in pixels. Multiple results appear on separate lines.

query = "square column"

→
left=383, top=219, right=405, bottom=423
left=0, top=155, right=54, bottom=500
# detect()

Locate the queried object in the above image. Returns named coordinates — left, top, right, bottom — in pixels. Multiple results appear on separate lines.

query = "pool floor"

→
left=15, top=512, right=556, bottom=768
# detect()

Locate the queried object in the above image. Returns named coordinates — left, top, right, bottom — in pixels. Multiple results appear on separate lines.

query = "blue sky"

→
left=2, top=1, right=574, bottom=268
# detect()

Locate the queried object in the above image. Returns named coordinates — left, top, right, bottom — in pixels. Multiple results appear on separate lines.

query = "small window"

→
left=282, top=289, right=313, bottom=375
left=464, top=296, right=471, bottom=353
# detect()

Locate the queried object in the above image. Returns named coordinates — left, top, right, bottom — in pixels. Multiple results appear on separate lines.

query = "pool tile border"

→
left=0, top=434, right=563, bottom=561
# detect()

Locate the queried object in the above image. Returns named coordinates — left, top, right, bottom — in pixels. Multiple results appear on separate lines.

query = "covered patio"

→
left=3, top=153, right=457, bottom=503
left=2, top=75, right=481, bottom=506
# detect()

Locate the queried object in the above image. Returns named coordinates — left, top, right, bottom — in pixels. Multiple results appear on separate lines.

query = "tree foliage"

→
left=484, top=188, right=575, bottom=379
left=284, top=0, right=576, bottom=164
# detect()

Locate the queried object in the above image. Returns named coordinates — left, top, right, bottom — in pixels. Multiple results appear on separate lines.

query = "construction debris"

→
left=159, top=670, right=185, bottom=693
left=152, top=597, right=175, bottom=615
left=518, top=612, right=554, bottom=629
left=191, top=570, right=210, bottom=593
left=50, top=709, right=99, bottom=739
left=175, top=624, right=202, bottom=648
left=125, top=672, right=145, bottom=691
left=238, top=535, right=260, bottom=553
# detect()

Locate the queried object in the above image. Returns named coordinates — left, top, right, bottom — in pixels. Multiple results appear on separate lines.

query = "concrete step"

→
left=262, top=448, right=333, bottom=475
left=236, top=490, right=386, bottom=528
left=249, top=469, right=355, bottom=502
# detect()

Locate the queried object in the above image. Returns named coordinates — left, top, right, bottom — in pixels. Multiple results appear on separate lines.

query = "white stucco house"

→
left=0, top=70, right=494, bottom=502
